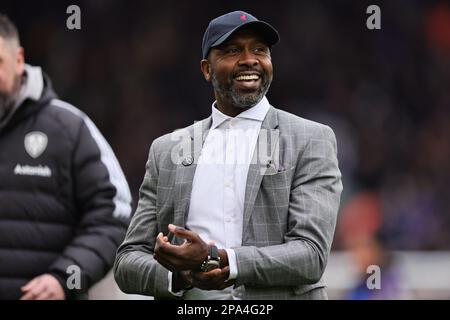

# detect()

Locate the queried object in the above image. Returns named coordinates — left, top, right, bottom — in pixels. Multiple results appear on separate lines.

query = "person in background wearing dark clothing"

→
left=337, top=192, right=410, bottom=300
left=0, top=14, right=132, bottom=300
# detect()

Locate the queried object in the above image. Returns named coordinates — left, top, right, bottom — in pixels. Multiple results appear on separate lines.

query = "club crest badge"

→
left=24, top=131, right=48, bottom=159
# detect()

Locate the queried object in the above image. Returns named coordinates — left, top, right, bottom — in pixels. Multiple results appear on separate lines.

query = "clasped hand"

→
left=154, top=224, right=234, bottom=291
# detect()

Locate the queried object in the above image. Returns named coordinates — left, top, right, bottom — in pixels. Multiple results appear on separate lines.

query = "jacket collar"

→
left=210, top=96, right=271, bottom=129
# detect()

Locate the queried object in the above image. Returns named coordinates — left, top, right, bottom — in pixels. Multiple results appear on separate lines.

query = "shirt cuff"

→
left=167, top=271, right=185, bottom=297
left=225, top=248, right=238, bottom=280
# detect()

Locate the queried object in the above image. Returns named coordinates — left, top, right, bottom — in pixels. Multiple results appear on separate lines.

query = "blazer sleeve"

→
left=114, top=140, right=175, bottom=299
left=233, top=124, right=343, bottom=287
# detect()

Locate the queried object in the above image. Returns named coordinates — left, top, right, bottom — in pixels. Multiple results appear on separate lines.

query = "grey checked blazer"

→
left=114, top=106, right=342, bottom=299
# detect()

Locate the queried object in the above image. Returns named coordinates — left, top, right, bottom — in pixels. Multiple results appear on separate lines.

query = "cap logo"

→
left=240, top=14, right=247, bottom=21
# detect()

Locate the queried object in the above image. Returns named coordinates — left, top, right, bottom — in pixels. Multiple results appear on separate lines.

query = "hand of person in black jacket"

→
left=20, top=274, right=65, bottom=300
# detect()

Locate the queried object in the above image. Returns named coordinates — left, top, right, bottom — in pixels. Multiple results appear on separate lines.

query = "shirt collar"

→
left=210, top=96, right=270, bottom=129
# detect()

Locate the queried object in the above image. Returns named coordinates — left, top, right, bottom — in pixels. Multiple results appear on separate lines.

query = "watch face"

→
left=202, top=260, right=220, bottom=272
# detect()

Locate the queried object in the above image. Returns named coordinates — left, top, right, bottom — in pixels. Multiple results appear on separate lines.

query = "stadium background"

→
left=2, top=0, right=450, bottom=299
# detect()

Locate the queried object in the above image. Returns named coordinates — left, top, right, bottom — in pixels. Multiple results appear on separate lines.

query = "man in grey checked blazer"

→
left=114, top=11, right=342, bottom=300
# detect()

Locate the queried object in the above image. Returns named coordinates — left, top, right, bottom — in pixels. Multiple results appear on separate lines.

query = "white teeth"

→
left=235, top=75, right=259, bottom=81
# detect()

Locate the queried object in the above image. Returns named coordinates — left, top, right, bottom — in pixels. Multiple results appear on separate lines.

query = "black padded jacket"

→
left=0, top=66, right=132, bottom=299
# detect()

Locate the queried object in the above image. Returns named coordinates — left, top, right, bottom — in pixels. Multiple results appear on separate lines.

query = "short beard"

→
left=0, top=74, right=22, bottom=120
left=211, top=67, right=272, bottom=109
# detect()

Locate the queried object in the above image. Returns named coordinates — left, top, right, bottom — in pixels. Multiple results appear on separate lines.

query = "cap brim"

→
left=211, top=20, right=280, bottom=51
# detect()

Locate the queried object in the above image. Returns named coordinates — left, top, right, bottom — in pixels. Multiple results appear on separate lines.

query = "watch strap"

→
left=209, top=245, right=219, bottom=261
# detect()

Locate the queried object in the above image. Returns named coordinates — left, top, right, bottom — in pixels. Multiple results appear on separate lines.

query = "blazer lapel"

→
left=242, top=107, right=280, bottom=233
left=173, top=117, right=211, bottom=228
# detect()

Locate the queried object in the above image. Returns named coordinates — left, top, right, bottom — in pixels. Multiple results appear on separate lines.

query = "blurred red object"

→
left=425, top=3, right=450, bottom=55
left=338, top=192, right=382, bottom=248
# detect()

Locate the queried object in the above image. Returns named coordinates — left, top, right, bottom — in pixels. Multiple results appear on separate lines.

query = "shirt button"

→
left=225, top=217, right=231, bottom=223
left=225, top=181, right=232, bottom=188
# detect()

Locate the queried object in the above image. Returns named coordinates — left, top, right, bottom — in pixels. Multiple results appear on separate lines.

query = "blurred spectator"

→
left=338, top=192, right=411, bottom=299
left=0, top=13, right=131, bottom=299
left=343, top=234, right=409, bottom=300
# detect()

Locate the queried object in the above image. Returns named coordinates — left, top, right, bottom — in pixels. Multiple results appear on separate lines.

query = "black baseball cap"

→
left=202, top=10, right=280, bottom=59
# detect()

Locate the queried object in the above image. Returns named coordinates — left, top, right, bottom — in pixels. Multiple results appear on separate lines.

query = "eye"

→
left=225, top=47, right=240, bottom=54
left=254, top=46, right=269, bottom=54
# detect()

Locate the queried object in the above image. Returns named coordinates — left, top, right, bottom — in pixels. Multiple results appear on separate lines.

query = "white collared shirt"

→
left=168, top=97, right=270, bottom=299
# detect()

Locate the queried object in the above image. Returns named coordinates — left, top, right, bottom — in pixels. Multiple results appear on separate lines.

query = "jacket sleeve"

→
left=114, top=140, right=175, bottom=299
left=48, top=116, right=132, bottom=295
left=233, top=125, right=343, bottom=287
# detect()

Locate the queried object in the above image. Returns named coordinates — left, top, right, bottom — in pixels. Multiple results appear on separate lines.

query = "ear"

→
left=16, top=46, right=25, bottom=75
left=200, top=59, right=212, bottom=82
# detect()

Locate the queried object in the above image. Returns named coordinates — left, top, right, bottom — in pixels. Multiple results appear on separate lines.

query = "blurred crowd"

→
left=2, top=0, right=449, bottom=250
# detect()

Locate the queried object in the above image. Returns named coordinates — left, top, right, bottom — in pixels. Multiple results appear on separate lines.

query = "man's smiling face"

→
left=203, top=28, right=273, bottom=113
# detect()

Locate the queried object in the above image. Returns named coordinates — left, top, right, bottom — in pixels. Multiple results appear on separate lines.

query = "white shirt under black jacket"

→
left=168, top=96, right=270, bottom=299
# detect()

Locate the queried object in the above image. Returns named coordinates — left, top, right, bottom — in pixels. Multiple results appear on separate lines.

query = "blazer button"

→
left=182, top=156, right=194, bottom=166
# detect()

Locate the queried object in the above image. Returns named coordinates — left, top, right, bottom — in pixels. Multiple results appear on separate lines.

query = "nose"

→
left=238, top=49, right=258, bottom=68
